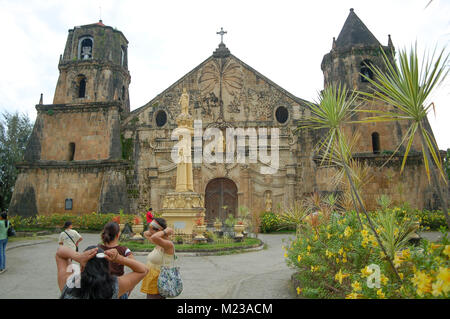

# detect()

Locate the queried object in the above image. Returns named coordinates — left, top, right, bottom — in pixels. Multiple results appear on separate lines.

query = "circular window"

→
left=155, top=110, right=167, bottom=127
left=275, top=106, right=289, bottom=124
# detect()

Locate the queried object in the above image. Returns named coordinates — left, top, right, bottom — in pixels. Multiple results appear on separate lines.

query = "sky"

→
left=0, top=0, right=449, bottom=149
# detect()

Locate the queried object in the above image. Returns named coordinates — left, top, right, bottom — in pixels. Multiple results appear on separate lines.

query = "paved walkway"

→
left=0, top=233, right=297, bottom=299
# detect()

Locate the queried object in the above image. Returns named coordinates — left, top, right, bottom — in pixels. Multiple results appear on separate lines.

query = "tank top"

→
left=146, top=246, right=175, bottom=270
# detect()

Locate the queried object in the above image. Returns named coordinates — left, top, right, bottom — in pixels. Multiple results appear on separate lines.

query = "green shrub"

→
left=260, top=212, right=281, bottom=233
left=9, top=212, right=137, bottom=231
left=396, top=208, right=448, bottom=231
left=285, top=209, right=449, bottom=299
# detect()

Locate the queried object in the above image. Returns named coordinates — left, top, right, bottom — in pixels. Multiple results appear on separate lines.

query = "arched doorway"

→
left=205, top=178, right=238, bottom=225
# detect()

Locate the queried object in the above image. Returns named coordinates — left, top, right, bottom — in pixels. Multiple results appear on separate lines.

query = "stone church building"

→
left=9, top=9, right=441, bottom=221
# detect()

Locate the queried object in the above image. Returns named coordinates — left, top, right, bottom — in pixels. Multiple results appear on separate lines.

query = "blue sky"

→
left=0, top=0, right=449, bottom=148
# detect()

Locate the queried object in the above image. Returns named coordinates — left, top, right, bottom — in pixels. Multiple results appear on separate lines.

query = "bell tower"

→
left=9, top=21, right=130, bottom=217
left=53, top=20, right=130, bottom=113
left=320, top=9, right=421, bottom=154
left=321, top=8, right=395, bottom=93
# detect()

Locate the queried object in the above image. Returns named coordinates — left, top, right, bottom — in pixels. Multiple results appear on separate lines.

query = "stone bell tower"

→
left=53, top=20, right=131, bottom=112
left=321, top=8, right=395, bottom=93
left=320, top=8, right=420, bottom=154
left=9, top=21, right=130, bottom=217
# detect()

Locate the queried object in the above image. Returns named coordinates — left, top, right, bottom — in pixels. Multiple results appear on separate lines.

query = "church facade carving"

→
left=8, top=10, right=445, bottom=220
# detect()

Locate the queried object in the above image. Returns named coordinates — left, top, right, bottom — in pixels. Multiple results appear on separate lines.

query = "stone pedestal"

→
left=160, top=191, right=205, bottom=235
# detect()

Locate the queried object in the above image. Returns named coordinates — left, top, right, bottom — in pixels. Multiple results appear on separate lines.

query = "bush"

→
left=285, top=209, right=450, bottom=299
left=260, top=212, right=282, bottom=233
left=8, top=212, right=137, bottom=231
left=410, top=209, right=448, bottom=231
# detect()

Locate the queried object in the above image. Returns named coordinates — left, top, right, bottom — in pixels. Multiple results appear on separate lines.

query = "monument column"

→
left=160, top=88, right=205, bottom=236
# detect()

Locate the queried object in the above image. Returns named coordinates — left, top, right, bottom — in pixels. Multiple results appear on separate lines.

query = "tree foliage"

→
left=0, top=111, right=34, bottom=211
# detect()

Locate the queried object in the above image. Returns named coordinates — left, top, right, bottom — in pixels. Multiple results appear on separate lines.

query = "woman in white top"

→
left=58, top=221, right=83, bottom=252
left=140, top=217, right=174, bottom=299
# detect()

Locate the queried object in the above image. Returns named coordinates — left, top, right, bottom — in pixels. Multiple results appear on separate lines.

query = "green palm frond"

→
left=358, top=43, right=449, bottom=182
left=300, top=83, right=360, bottom=165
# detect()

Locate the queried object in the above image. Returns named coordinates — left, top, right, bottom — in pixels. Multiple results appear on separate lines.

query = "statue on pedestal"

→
left=175, top=88, right=194, bottom=193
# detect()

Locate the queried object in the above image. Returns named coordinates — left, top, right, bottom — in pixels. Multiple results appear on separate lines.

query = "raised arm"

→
left=149, top=228, right=174, bottom=254
left=55, top=246, right=97, bottom=291
left=105, top=249, right=149, bottom=297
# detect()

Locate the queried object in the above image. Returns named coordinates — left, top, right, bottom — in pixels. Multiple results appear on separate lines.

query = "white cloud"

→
left=0, top=0, right=448, bottom=149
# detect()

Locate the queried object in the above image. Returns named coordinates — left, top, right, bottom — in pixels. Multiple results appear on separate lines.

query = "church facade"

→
left=9, top=9, right=441, bottom=221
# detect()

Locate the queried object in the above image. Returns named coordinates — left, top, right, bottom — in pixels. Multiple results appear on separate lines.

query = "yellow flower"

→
left=344, top=226, right=352, bottom=238
left=325, top=249, right=333, bottom=258
left=401, top=249, right=411, bottom=260
left=338, top=247, right=344, bottom=256
left=342, top=257, right=347, bottom=263
left=327, top=233, right=332, bottom=239
left=431, top=243, right=442, bottom=250
left=284, top=252, right=288, bottom=258
left=376, top=289, right=385, bottom=299
left=307, top=245, right=311, bottom=252
left=296, top=287, right=302, bottom=295
left=380, top=274, right=389, bottom=285
left=361, top=229, right=369, bottom=237
left=361, top=266, right=373, bottom=277
left=351, top=281, right=362, bottom=292
left=399, top=273, right=404, bottom=280
left=432, top=280, right=444, bottom=297
left=313, top=234, right=318, bottom=241
left=336, top=258, right=340, bottom=264
left=393, top=254, right=404, bottom=268
left=436, top=267, right=450, bottom=294
left=335, top=269, right=349, bottom=284
left=311, top=265, right=319, bottom=272
left=411, top=270, right=433, bottom=297
left=297, top=255, right=302, bottom=263
left=443, top=245, right=450, bottom=257
left=345, top=292, right=360, bottom=299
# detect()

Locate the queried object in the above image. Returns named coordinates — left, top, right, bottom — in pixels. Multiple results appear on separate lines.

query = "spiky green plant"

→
left=299, top=83, right=402, bottom=280
left=359, top=44, right=450, bottom=229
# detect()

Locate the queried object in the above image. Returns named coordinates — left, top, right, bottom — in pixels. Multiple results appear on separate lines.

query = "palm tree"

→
left=359, top=44, right=450, bottom=229
left=299, top=83, right=402, bottom=280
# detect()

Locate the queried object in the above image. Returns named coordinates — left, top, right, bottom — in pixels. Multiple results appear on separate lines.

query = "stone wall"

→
left=36, top=104, right=122, bottom=161
left=9, top=161, right=129, bottom=216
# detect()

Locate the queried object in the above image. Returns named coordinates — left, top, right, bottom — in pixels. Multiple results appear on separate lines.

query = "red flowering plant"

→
left=134, top=216, right=142, bottom=225
left=195, top=217, right=204, bottom=226
left=112, top=215, right=121, bottom=224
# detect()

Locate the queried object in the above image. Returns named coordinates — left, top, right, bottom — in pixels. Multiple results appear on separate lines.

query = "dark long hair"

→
left=71, top=246, right=116, bottom=299
left=153, top=217, right=167, bottom=230
left=101, top=222, right=120, bottom=244
left=1, top=212, right=7, bottom=227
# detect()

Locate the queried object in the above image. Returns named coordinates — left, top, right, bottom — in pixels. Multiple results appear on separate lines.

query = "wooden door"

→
left=205, top=178, right=237, bottom=225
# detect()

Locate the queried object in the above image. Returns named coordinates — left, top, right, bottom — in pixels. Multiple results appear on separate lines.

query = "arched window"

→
left=68, top=142, right=76, bottom=161
left=122, top=86, right=126, bottom=101
left=121, top=46, right=127, bottom=67
left=77, top=76, right=87, bottom=98
left=78, top=36, right=93, bottom=60
left=360, top=60, right=374, bottom=82
left=372, top=132, right=380, bottom=154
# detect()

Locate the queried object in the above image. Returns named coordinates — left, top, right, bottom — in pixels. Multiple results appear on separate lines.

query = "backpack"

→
left=6, top=221, right=16, bottom=237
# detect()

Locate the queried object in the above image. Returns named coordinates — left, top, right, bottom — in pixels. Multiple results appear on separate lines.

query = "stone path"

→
left=0, top=233, right=297, bottom=299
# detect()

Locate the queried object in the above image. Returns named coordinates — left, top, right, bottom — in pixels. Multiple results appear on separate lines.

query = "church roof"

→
left=127, top=42, right=310, bottom=119
left=335, top=8, right=380, bottom=49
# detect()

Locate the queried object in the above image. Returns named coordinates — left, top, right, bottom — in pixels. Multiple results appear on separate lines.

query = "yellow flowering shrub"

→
left=285, top=209, right=450, bottom=299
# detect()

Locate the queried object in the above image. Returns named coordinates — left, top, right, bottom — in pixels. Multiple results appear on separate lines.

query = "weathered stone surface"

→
left=10, top=13, right=446, bottom=218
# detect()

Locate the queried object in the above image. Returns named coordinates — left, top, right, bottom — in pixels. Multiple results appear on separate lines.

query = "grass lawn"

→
left=120, top=237, right=263, bottom=252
